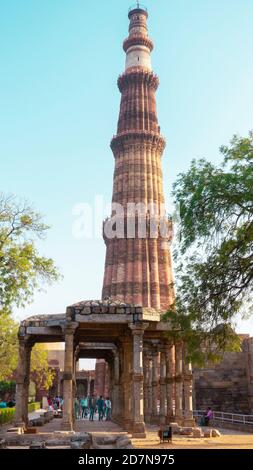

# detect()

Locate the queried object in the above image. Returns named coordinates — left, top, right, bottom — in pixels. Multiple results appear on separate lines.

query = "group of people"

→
left=47, top=396, right=63, bottom=411
left=74, top=395, right=112, bottom=422
left=0, top=397, right=15, bottom=408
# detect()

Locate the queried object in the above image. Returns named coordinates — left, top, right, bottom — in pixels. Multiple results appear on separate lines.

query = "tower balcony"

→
left=128, top=4, right=148, bottom=17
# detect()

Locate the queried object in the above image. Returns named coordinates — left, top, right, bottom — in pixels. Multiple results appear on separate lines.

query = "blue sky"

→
left=1, top=0, right=253, bottom=352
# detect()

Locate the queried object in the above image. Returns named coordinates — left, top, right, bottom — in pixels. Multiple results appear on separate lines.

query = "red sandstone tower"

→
left=102, top=5, right=174, bottom=310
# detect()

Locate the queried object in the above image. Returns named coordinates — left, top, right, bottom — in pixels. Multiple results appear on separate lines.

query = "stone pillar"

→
left=159, top=348, right=166, bottom=425
left=147, top=354, right=152, bottom=423
left=15, top=338, right=32, bottom=428
left=112, top=351, right=120, bottom=420
left=61, top=324, right=77, bottom=430
left=72, top=355, right=77, bottom=423
left=183, top=359, right=195, bottom=426
left=143, top=351, right=150, bottom=422
left=175, top=342, right=183, bottom=424
left=117, top=346, right=124, bottom=424
left=129, top=322, right=148, bottom=438
left=166, top=343, right=175, bottom=424
left=122, top=336, right=133, bottom=431
left=150, top=349, right=159, bottom=424
left=87, top=377, right=91, bottom=396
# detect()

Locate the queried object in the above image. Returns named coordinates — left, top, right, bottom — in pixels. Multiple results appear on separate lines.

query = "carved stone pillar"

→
left=122, top=336, right=133, bottom=431
left=117, top=346, right=124, bottom=424
left=166, top=343, right=175, bottom=424
left=72, top=354, right=77, bottom=423
left=143, top=351, right=150, bottom=422
left=61, top=323, right=77, bottom=430
left=147, top=353, right=152, bottom=423
left=159, top=348, right=166, bottom=425
left=150, top=348, right=159, bottom=424
left=87, top=377, right=91, bottom=396
left=15, top=338, right=32, bottom=428
left=175, top=342, right=183, bottom=424
left=129, top=322, right=148, bottom=438
left=112, top=351, right=120, bottom=420
left=183, top=359, right=195, bottom=426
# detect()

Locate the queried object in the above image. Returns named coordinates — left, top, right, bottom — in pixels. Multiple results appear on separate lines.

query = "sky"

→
left=1, top=0, right=253, bottom=368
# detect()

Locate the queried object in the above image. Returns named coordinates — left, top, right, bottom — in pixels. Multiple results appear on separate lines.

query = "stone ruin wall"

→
left=193, top=337, right=253, bottom=414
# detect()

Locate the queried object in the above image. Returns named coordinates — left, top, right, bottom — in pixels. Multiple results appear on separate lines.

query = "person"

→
left=89, top=395, right=97, bottom=421
left=204, top=407, right=213, bottom=426
left=80, top=397, right=86, bottom=419
left=83, top=396, right=88, bottom=417
left=7, top=398, right=15, bottom=408
left=199, top=412, right=205, bottom=426
left=97, top=396, right=105, bottom=421
left=105, top=397, right=112, bottom=421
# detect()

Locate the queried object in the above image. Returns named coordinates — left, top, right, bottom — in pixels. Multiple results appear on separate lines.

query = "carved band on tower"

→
left=102, top=6, right=174, bottom=311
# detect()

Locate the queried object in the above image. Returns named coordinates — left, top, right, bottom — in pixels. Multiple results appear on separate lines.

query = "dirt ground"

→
left=133, top=427, right=253, bottom=449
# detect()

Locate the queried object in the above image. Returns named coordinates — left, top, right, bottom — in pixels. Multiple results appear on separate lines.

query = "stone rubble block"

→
left=91, top=435, right=133, bottom=450
left=7, top=427, right=24, bottom=434
left=116, top=436, right=133, bottom=449
left=29, top=441, right=46, bottom=449
left=54, top=431, right=76, bottom=435
left=95, top=436, right=118, bottom=445
left=168, top=422, right=181, bottom=434
left=192, top=428, right=203, bottom=438
left=32, top=418, right=45, bottom=426
left=70, top=432, right=92, bottom=449
left=179, top=427, right=194, bottom=436
left=45, top=439, right=70, bottom=447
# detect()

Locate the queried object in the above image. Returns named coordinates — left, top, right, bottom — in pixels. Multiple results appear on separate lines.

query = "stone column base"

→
left=131, top=422, right=146, bottom=439
left=112, top=416, right=127, bottom=429
left=175, top=415, right=184, bottom=426
left=123, top=418, right=133, bottom=432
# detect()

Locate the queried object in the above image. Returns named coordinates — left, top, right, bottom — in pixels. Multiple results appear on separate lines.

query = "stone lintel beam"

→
left=26, top=326, right=63, bottom=336
left=78, top=342, right=117, bottom=350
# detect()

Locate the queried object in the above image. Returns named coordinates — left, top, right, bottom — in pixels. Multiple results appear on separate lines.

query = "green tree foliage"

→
left=164, top=133, right=253, bottom=364
left=0, top=193, right=59, bottom=386
left=0, top=193, right=60, bottom=316
left=0, top=314, right=55, bottom=390
left=30, top=344, right=55, bottom=392
left=0, top=314, right=19, bottom=380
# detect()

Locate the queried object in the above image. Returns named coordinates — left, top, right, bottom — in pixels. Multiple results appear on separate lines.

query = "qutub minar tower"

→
left=14, top=5, right=195, bottom=439
left=102, top=4, right=174, bottom=311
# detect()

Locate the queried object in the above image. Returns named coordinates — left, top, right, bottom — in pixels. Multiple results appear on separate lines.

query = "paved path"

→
left=75, top=417, right=126, bottom=436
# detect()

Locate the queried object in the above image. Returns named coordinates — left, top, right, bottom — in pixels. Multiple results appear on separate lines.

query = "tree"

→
left=30, top=344, right=55, bottom=392
left=164, top=132, right=253, bottom=364
left=0, top=193, right=60, bottom=316
left=0, top=314, right=55, bottom=390
left=0, top=314, right=19, bottom=380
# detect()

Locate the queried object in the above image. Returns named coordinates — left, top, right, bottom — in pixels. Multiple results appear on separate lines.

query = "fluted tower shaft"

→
left=102, top=7, right=174, bottom=310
